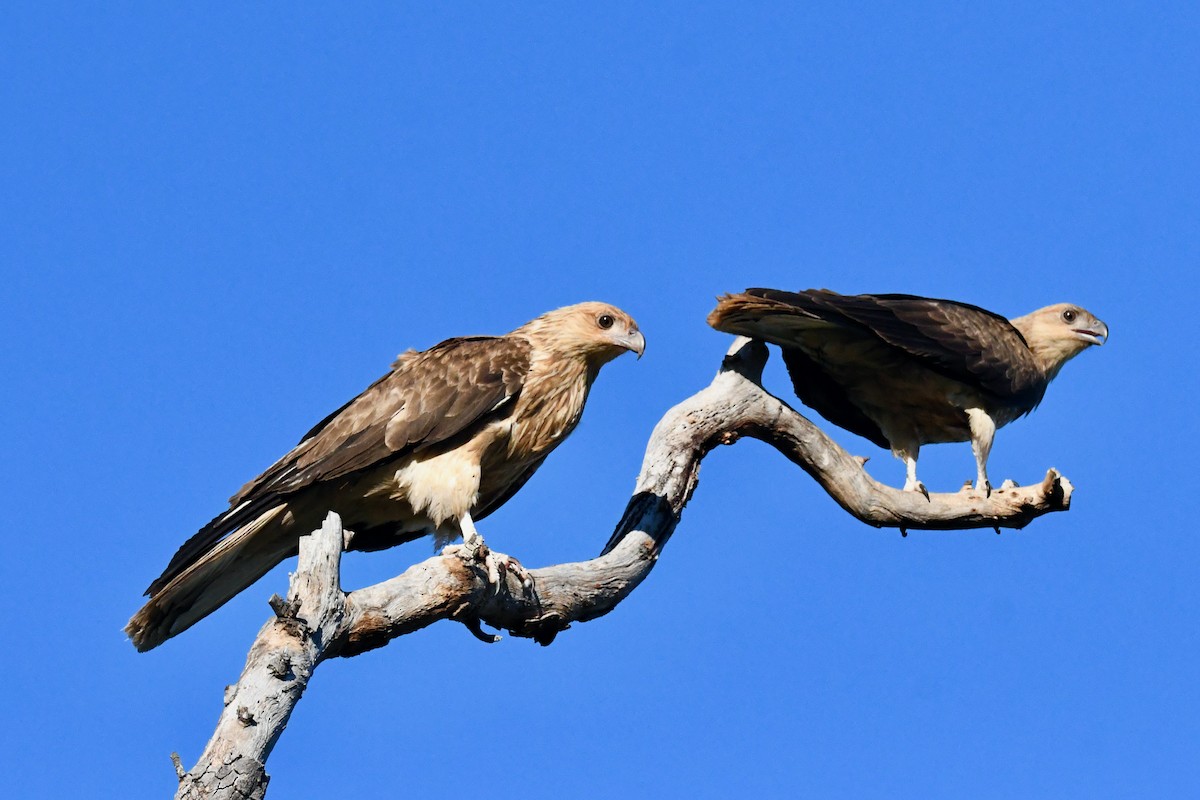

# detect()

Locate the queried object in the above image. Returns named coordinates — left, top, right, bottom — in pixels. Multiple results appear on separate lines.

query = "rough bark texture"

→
left=174, top=338, right=1073, bottom=798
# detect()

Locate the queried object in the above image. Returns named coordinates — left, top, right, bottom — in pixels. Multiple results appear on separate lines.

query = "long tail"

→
left=125, top=504, right=294, bottom=651
left=707, top=290, right=836, bottom=343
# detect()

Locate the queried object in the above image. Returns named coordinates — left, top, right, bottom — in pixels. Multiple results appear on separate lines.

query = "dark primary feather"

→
left=720, top=288, right=1044, bottom=403
left=147, top=335, right=531, bottom=596
left=778, top=347, right=890, bottom=448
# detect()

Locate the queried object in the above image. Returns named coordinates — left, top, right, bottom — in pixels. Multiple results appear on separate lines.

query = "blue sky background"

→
left=2, top=3, right=1197, bottom=798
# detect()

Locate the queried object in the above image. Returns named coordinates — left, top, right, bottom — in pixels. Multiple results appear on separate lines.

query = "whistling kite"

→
left=708, top=288, right=1106, bottom=496
left=127, top=302, right=644, bottom=651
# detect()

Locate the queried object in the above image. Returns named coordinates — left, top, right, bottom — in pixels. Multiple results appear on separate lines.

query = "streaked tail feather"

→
left=708, top=291, right=836, bottom=344
left=125, top=504, right=292, bottom=651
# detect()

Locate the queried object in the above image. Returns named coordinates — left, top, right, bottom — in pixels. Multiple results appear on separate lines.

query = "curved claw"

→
left=494, top=553, right=535, bottom=597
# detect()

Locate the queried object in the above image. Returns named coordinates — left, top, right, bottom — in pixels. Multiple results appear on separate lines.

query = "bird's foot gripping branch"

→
left=442, top=540, right=537, bottom=600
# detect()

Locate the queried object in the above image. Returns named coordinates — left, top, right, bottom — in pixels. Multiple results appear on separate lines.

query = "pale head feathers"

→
left=513, top=301, right=645, bottom=366
left=1010, top=303, right=1107, bottom=381
left=502, top=302, right=643, bottom=459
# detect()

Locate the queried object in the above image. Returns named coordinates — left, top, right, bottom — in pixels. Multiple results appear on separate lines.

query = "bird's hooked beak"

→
left=620, top=328, right=646, bottom=359
left=1074, top=318, right=1108, bottom=346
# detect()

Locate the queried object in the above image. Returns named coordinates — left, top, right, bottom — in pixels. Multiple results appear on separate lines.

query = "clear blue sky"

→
left=2, top=4, right=1197, bottom=798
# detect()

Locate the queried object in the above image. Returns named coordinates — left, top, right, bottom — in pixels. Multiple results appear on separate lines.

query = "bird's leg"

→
left=457, top=511, right=485, bottom=560
left=451, top=511, right=499, bottom=585
left=897, top=445, right=929, bottom=500
left=966, top=408, right=996, bottom=496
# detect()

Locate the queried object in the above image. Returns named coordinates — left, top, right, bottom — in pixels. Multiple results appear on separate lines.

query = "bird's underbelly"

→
left=371, top=447, right=483, bottom=528
left=278, top=447, right=476, bottom=542
left=836, top=363, right=1016, bottom=446
left=285, top=416, right=560, bottom=551
left=860, top=396, right=970, bottom=444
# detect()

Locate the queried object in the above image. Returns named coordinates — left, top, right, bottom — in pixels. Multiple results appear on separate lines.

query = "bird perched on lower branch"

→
left=127, top=302, right=644, bottom=651
left=708, top=288, right=1106, bottom=497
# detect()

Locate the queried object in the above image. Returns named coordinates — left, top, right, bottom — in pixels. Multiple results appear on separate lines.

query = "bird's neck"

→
left=508, top=352, right=595, bottom=457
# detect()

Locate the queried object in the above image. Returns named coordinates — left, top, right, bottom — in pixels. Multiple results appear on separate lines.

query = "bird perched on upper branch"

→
left=708, top=288, right=1106, bottom=497
left=127, top=302, right=645, bottom=651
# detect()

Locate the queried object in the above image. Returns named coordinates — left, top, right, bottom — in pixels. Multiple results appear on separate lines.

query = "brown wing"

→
left=248, top=336, right=530, bottom=495
left=147, top=335, right=531, bottom=594
left=710, top=288, right=1044, bottom=401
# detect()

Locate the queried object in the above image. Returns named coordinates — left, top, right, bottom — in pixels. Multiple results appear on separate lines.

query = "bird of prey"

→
left=127, top=302, right=645, bottom=651
left=708, top=288, right=1106, bottom=496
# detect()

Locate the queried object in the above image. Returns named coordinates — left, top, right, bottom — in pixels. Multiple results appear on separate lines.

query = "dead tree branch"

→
left=175, top=338, right=1073, bottom=798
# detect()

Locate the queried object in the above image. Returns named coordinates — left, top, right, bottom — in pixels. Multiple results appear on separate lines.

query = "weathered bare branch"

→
left=175, top=513, right=350, bottom=798
left=176, top=338, right=1073, bottom=798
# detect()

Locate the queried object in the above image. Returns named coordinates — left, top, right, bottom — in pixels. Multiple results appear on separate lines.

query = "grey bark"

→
left=174, top=338, right=1073, bottom=798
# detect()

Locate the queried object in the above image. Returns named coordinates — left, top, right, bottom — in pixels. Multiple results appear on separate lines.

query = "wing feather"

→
left=237, top=336, right=529, bottom=497
left=778, top=347, right=890, bottom=448
left=148, top=335, right=531, bottom=594
left=712, top=289, right=1042, bottom=401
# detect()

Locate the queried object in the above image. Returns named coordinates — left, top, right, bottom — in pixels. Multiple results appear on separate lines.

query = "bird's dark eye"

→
left=598, top=314, right=615, bottom=329
left=1062, top=309, right=1077, bottom=324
